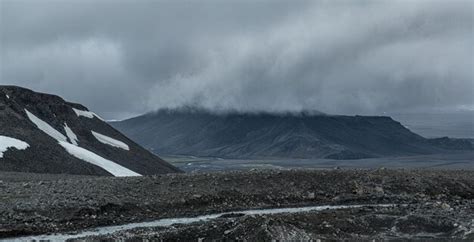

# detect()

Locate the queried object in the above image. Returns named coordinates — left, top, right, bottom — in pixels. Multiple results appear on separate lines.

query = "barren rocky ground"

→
left=78, top=203, right=474, bottom=241
left=1, top=169, right=473, bottom=240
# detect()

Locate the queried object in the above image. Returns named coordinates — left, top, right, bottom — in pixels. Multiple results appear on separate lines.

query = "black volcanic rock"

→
left=112, top=108, right=470, bottom=159
left=0, top=86, right=181, bottom=176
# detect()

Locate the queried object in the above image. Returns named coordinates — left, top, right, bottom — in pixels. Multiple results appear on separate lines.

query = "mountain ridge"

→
left=112, top=109, right=471, bottom=160
left=0, top=85, right=181, bottom=176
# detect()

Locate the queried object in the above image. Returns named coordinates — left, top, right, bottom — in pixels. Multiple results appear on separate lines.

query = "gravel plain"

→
left=1, top=169, right=473, bottom=240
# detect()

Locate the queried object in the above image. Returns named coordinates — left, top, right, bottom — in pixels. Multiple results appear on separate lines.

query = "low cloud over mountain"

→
left=1, top=0, right=473, bottom=119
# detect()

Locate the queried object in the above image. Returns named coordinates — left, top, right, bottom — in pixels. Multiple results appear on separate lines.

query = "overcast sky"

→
left=1, top=0, right=473, bottom=119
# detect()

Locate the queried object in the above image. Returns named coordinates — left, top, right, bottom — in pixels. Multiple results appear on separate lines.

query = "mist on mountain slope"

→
left=1, top=0, right=473, bottom=119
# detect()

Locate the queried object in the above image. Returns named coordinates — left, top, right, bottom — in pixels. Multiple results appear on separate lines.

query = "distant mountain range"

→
left=112, top=108, right=472, bottom=160
left=0, top=86, right=181, bottom=176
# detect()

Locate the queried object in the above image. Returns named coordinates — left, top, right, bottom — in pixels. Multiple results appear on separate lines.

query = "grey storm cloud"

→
left=1, top=0, right=473, bottom=119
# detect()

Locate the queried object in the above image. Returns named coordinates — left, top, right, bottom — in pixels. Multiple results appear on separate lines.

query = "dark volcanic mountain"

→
left=0, top=86, right=181, bottom=176
left=112, top=109, right=472, bottom=159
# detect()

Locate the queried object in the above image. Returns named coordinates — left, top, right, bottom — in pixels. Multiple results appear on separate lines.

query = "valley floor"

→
left=0, top=169, right=473, bottom=240
left=164, top=151, right=474, bottom=172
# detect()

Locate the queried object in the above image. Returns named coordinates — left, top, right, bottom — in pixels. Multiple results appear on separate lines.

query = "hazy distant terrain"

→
left=163, top=152, right=474, bottom=172
left=392, top=111, right=474, bottom=139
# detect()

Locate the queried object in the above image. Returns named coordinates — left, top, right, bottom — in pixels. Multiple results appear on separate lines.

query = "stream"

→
left=7, top=204, right=397, bottom=241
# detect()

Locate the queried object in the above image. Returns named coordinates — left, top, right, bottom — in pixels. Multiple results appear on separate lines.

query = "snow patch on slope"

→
left=72, top=108, right=104, bottom=121
left=0, top=136, right=30, bottom=158
left=59, top=141, right=140, bottom=177
left=25, top=109, right=68, bottom=142
left=25, top=109, right=140, bottom=177
left=64, top=123, right=79, bottom=146
left=92, top=131, right=129, bottom=151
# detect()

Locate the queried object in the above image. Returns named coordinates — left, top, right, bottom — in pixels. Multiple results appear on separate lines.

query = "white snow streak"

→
left=92, top=131, right=129, bottom=151
left=59, top=141, right=140, bottom=177
left=64, top=123, right=79, bottom=146
left=25, top=109, right=68, bottom=142
left=72, top=108, right=104, bottom=121
left=24, top=109, right=140, bottom=177
left=0, top=136, right=30, bottom=158
left=6, top=94, right=10, bottom=99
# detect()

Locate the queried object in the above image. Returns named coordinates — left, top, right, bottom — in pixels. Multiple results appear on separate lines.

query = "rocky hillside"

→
left=112, top=108, right=472, bottom=159
left=0, top=86, right=181, bottom=176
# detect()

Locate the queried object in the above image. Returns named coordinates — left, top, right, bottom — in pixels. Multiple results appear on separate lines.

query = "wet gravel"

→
left=81, top=203, right=474, bottom=241
left=0, top=169, right=473, bottom=240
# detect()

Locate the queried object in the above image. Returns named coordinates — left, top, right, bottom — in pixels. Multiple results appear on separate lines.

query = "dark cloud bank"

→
left=1, top=0, right=473, bottom=119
